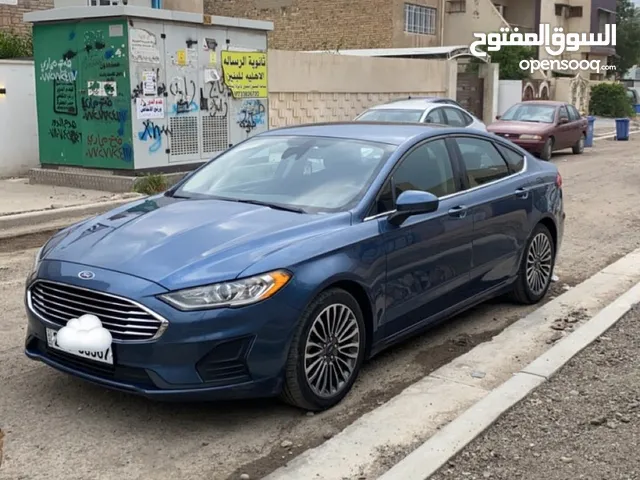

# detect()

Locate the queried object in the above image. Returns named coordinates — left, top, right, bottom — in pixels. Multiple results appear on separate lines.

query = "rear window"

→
left=496, top=144, right=525, bottom=172
left=356, top=109, right=424, bottom=123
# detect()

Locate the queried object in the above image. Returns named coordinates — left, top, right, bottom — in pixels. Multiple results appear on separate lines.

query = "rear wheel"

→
left=281, top=288, right=366, bottom=411
left=511, top=223, right=556, bottom=305
left=572, top=133, right=585, bottom=154
left=540, top=137, right=554, bottom=161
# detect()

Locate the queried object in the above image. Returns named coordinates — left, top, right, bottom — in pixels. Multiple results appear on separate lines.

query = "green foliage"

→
left=469, top=44, right=536, bottom=80
left=610, top=0, right=640, bottom=79
left=589, top=83, right=634, bottom=117
left=0, top=30, right=33, bottom=59
left=133, top=174, right=168, bottom=195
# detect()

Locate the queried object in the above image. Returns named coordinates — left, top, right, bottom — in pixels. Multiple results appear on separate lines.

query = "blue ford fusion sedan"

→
left=25, top=122, right=564, bottom=411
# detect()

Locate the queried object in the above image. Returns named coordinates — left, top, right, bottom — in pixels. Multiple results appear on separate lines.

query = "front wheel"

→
left=540, top=137, right=554, bottom=161
left=511, top=224, right=556, bottom=305
left=280, top=288, right=366, bottom=411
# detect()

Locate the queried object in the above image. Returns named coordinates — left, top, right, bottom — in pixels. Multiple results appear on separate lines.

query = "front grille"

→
left=29, top=280, right=167, bottom=341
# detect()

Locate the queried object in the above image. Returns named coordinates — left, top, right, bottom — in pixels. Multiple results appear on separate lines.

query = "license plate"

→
left=46, top=328, right=113, bottom=365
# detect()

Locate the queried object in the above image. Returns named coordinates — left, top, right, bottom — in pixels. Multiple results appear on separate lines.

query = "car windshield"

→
left=356, top=109, right=424, bottom=123
left=501, top=104, right=557, bottom=123
left=173, top=135, right=396, bottom=213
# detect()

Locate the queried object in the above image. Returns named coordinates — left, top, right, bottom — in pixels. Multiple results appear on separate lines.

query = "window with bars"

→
left=404, top=4, right=437, bottom=35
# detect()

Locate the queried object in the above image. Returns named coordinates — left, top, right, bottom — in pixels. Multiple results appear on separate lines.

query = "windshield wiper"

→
left=234, top=199, right=306, bottom=213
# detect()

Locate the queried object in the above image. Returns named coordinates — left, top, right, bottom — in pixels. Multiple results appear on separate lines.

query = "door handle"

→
left=448, top=205, right=468, bottom=218
left=515, top=187, right=530, bottom=199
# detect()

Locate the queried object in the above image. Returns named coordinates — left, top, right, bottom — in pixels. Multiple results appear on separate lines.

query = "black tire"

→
left=280, top=288, right=366, bottom=411
left=572, top=133, right=585, bottom=154
left=540, top=137, right=554, bottom=161
left=510, top=223, right=556, bottom=305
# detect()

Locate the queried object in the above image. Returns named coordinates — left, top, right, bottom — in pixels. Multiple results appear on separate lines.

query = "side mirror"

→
left=388, top=190, right=439, bottom=226
left=559, top=117, right=569, bottom=124
left=495, top=115, right=501, bottom=120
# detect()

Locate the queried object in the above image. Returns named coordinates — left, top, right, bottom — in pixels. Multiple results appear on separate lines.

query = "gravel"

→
left=430, top=305, right=640, bottom=480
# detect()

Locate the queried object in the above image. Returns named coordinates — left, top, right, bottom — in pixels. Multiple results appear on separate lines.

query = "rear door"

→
left=566, top=104, right=584, bottom=144
left=449, top=135, right=533, bottom=296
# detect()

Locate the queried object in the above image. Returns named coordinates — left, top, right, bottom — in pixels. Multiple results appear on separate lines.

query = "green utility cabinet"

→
left=28, top=7, right=272, bottom=170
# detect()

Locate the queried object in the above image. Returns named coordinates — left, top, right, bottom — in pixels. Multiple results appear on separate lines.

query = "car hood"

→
left=42, top=195, right=350, bottom=291
left=488, top=120, right=553, bottom=135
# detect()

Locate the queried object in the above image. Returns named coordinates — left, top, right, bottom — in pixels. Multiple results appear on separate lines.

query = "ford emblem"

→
left=78, top=271, right=95, bottom=280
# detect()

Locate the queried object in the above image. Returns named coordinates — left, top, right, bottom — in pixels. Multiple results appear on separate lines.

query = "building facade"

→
left=1, top=0, right=53, bottom=36
left=205, top=0, right=444, bottom=51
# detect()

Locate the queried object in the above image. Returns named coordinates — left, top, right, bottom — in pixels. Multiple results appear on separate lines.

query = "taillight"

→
left=555, top=172, right=562, bottom=188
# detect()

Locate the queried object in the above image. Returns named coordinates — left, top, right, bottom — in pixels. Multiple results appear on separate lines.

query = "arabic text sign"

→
left=470, top=24, right=616, bottom=58
left=221, top=51, right=268, bottom=99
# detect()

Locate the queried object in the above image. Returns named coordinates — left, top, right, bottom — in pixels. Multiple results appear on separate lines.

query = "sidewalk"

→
left=0, top=177, right=135, bottom=217
left=430, top=305, right=640, bottom=480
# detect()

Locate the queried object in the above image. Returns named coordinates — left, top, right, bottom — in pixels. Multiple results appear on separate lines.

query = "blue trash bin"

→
left=616, top=118, right=630, bottom=141
left=585, top=115, right=596, bottom=147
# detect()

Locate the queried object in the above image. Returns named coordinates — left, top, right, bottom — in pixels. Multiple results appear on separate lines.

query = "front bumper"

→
left=24, top=260, right=302, bottom=401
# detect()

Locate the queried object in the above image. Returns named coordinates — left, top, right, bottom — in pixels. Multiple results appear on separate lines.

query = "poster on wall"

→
left=220, top=51, right=267, bottom=99
left=142, top=70, right=157, bottom=96
left=130, top=28, right=161, bottom=64
left=136, top=98, right=164, bottom=119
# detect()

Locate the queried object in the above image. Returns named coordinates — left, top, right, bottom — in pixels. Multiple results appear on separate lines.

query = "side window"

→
left=567, top=105, right=580, bottom=121
left=456, top=137, right=511, bottom=187
left=443, top=107, right=469, bottom=127
left=558, top=105, right=568, bottom=121
left=495, top=143, right=525, bottom=172
left=425, top=107, right=446, bottom=124
left=393, top=139, right=457, bottom=199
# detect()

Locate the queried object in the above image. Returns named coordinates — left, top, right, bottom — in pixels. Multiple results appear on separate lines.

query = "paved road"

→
left=1, top=138, right=640, bottom=480
left=430, top=305, right=640, bottom=480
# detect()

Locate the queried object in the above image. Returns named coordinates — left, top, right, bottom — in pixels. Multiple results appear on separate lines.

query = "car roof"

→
left=518, top=100, right=565, bottom=107
left=367, top=99, right=453, bottom=110
left=258, top=121, right=451, bottom=146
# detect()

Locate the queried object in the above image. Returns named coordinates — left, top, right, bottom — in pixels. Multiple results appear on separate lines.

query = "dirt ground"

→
left=431, top=305, right=640, bottom=480
left=1, top=137, right=640, bottom=480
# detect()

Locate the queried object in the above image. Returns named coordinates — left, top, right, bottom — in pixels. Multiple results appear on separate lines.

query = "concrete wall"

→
left=498, top=79, right=523, bottom=115
left=0, top=60, right=39, bottom=178
left=267, top=50, right=453, bottom=127
left=205, top=0, right=443, bottom=50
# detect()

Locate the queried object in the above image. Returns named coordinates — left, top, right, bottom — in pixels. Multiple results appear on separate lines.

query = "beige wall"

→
left=164, top=0, right=203, bottom=14
left=443, top=0, right=508, bottom=47
left=267, top=50, right=453, bottom=128
left=493, top=0, right=537, bottom=30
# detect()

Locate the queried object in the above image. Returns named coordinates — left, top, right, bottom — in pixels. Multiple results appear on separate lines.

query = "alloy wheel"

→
left=526, top=233, right=553, bottom=295
left=303, top=303, right=360, bottom=399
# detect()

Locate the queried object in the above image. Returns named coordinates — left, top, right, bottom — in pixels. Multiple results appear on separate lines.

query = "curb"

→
left=0, top=197, right=141, bottom=232
left=379, top=280, right=640, bottom=480
left=593, top=128, right=640, bottom=140
left=264, top=247, right=640, bottom=480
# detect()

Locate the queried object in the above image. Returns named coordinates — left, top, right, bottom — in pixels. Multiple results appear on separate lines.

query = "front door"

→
left=449, top=135, right=533, bottom=296
left=377, top=138, right=474, bottom=340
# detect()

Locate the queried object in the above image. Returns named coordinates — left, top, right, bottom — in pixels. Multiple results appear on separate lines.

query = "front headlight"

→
left=33, top=245, right=44, bottom=270
left=519, top=134, right=542, bottom=140
left=160, top=270, right=292, bottom=311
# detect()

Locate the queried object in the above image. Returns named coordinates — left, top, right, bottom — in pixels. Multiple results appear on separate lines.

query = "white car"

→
left=354, top=99, right=487, bottom=131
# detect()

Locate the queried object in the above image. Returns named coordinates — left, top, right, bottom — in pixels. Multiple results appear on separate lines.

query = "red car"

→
left=488, top=101, right=588, bottom=161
